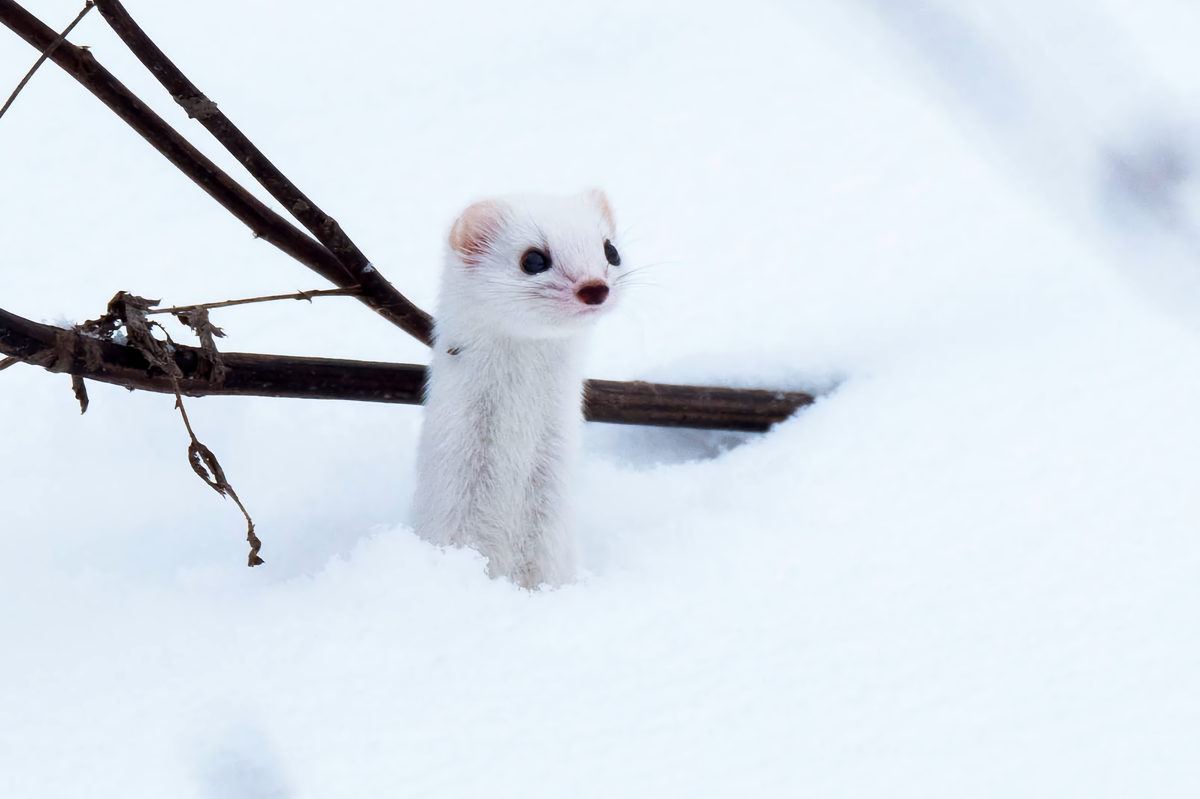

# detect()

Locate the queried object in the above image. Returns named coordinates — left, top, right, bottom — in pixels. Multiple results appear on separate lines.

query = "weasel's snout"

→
left=575, top=282, right=609, bottom=306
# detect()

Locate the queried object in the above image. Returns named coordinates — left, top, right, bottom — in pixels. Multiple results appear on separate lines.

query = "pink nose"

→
left=576, top=282, right=609, bottom=306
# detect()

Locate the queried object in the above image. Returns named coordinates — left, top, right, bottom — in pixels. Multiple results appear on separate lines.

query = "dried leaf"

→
left=187, top=440, right=229, bottom=496
left=79, top=335, right=102, bottom=371
left=186, top=431, right=262, bottom=566
left=71, top=374, right=89, bottom=414
left=76, top=292, right=127, bottom=340
left=246, top=523, right=264, bottom=567
left=117, top=292, right=181, bottom=379
left=47, top=328, right=75, bottom=373
left=173, top=307, right=227, bottom=382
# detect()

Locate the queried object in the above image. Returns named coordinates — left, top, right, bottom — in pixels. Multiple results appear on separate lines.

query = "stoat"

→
left=413, top=190, right=623, bottom=588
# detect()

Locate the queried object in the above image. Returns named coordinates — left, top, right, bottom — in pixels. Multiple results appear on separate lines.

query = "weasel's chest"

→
left=433, top=349, right=571, bottom=426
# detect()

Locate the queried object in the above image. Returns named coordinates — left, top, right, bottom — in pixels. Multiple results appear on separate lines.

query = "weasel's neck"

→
left=430, top=326, right=585, bottom=413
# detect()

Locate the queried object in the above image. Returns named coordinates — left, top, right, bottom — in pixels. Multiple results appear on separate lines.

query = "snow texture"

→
left=2, top=0, right=1199, bottom=796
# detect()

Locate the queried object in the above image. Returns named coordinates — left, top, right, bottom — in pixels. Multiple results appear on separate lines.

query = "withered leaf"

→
left=173, top=307, right=228, bottom=382
left=71, top=374, right=89, bottom=414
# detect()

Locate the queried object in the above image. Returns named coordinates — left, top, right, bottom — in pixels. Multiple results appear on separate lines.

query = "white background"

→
left=2, top=0, right=1199, bottom=795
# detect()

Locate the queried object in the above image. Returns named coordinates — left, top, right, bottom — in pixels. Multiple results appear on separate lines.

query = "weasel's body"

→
left=413, top=191, right=622, bottom=587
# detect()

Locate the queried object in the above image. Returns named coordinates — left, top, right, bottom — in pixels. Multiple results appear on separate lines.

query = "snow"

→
left=2, top=0, right=1200, bottom=796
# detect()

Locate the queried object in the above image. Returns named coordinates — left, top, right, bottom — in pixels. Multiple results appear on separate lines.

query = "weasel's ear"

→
left=587, top=189, right=616, bottom=235
left=449, top=200, right=506, bottom=261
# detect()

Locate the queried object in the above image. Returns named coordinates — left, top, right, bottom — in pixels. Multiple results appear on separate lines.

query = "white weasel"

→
left=413, top=190, right=623, bottom=588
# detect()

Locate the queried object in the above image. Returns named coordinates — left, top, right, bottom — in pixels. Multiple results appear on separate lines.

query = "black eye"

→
left=521, top=248, right=552, bottom=275
left=603, top=239, right=621, bottom=266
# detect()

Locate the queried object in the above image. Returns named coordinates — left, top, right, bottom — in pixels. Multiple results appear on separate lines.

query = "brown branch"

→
left=582, top=379, right=812, bottom=431
left=0, top=0, right=431, bottom=341
left=0, top=0, right=92, bottom=120
left=93, top=0, right=433, bottom=345
left=0, top=306, right=814, bottom=432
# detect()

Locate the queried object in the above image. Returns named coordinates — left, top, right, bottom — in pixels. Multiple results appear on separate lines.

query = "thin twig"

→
left=0, top=355, right=20, bottom=371
left=146, top=286, right=362, bottom=315
left=0, top=0, right=92, bottom=121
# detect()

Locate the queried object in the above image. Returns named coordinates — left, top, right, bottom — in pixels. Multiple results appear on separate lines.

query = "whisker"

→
left=618, top=222, right=642, bottom=241
left=616, top=261, right=673, bottom=278
left=614, top=266, right=665, bottom=285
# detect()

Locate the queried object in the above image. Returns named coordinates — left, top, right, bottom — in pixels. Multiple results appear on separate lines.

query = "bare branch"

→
left=0, top=0, right=92, bottom=120
left=583, top=379, right=814, bottom=432
left=0, top=0, right=432, bottom=341
left=93, top=0, right=434, bottom=345
left=1, top=305, right=814, bottom=431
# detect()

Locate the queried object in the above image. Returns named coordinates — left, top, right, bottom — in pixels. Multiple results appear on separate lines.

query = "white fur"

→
left=413, top=191, right=621, bottom=588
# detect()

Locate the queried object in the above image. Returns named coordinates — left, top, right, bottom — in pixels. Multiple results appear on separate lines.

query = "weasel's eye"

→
left=521, top=248, right=552, bottom=275
left=603, top=239, right=621, bottom=266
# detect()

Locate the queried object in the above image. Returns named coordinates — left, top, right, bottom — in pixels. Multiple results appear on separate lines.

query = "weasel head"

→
left=440, top=189, right=623, bottom=341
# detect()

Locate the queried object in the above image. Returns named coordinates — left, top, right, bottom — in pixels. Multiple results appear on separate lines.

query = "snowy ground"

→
left=2, top=0, right=1200, bottom=796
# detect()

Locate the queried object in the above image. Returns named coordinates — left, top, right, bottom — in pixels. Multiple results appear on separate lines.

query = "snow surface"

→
left=2, top=0, right=1200, bottom=796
